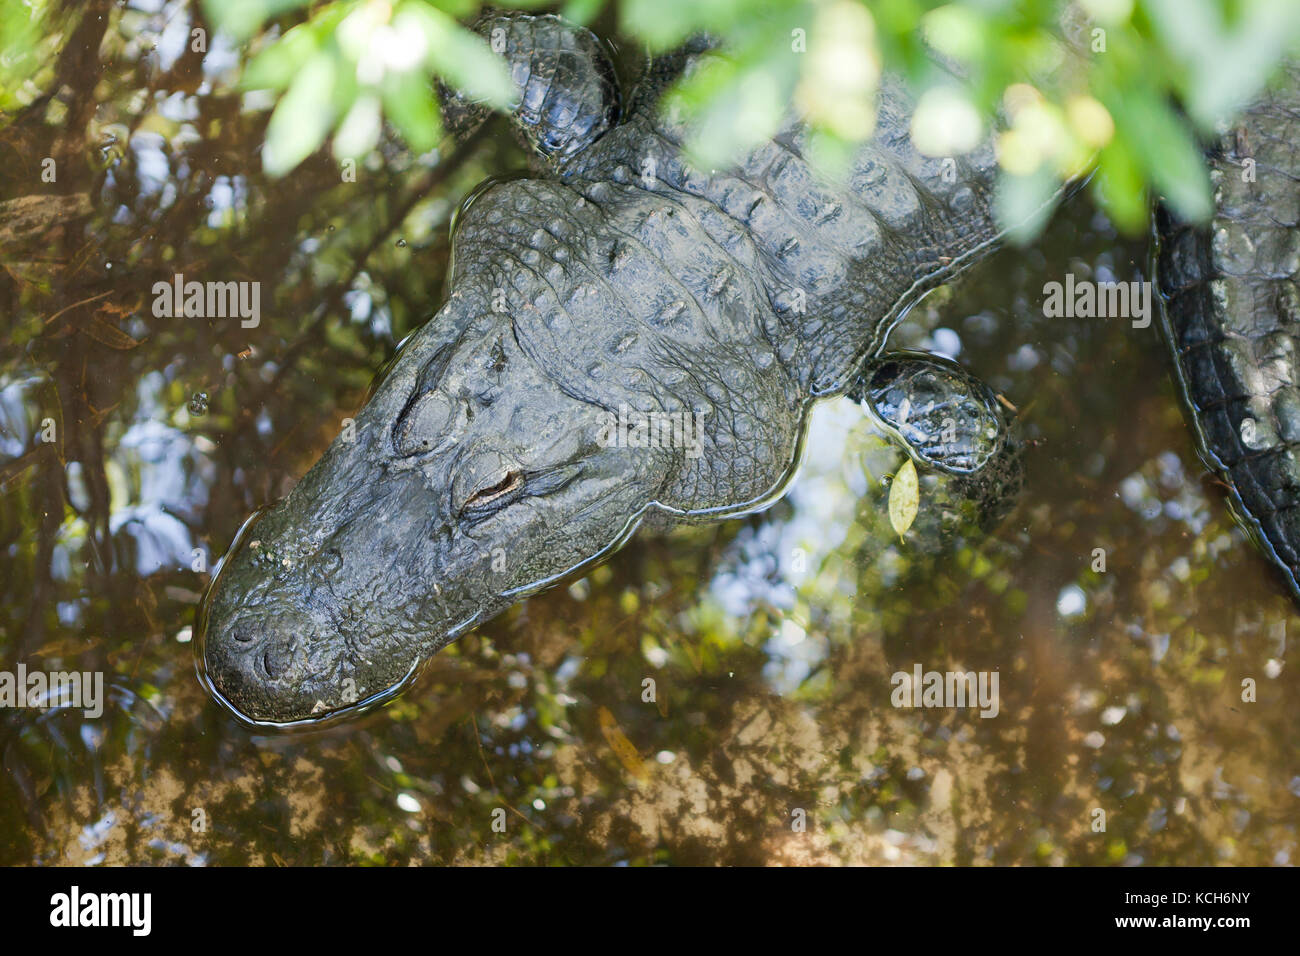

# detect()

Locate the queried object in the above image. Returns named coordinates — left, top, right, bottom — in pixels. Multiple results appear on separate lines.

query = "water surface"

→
left=1, top=0, right=1296, bottom=866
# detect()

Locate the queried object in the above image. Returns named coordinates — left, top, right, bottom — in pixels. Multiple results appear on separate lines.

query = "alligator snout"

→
left=224, top=620, right=300, bottom=679
left=202, top=599, right=346, bottom=722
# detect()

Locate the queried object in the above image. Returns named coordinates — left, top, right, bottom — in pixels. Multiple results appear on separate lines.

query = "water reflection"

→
left=1, top=1, right=1297, bottom=866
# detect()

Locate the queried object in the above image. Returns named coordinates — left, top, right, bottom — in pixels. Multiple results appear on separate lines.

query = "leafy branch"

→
left=201, top=1, right=1300, bottom=237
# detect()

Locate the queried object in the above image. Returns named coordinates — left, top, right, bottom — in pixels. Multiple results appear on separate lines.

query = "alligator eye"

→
left=463, top=471, right=522, bottom=513
left=394, top=391, right=453, bottom=457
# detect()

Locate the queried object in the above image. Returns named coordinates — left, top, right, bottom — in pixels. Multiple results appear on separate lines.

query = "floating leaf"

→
left=889, top=458, right=919, bottom=542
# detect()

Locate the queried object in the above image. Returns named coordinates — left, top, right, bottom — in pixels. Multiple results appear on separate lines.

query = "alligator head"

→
left=200, top=280, right=684, bottom=726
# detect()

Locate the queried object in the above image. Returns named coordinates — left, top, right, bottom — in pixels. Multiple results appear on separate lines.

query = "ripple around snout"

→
left=195, top=644, right=430, bottom=733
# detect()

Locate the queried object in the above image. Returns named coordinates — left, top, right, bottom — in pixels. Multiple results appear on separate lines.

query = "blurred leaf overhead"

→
left=7, top=1, right=1298, bottom=233
left=80, top=0, right=1293, bottom=235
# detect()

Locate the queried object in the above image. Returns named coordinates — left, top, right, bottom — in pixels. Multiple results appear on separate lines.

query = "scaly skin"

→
left=198, top=25, right=1017, bottom=726
left=1156, top=62, right=1300, bottom=599
left=439, top=13, right=621, bottom=165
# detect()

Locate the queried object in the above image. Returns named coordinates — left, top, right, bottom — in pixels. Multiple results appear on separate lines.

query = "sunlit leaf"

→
left=922, top=3, right=989, bottom=62
left=619, top=0, right=752, bottom=51
left=240, top=15, right=334, bottom=92
left=262, top=51, right=339, bottom=176
left=332, top=93, right=381, bottom=161
left=668, top=45, right=799, bottom=169
left=202, top=0, right=314, bottom=42
left=399, top=2, right=513, bottom=109
left=889, top=458, right=919, bottom=543
left=560, top=0, right=607, bottom=26
left=994, top=165, right=1064, bottom=244
left=382, top=75, right=443, bottom=153
left=215, top=0, right=1300, bottom=234
left=1108, top=89, right=1212, bottom=223
left=1089, top=136, right=1148, bottom=232
left=0, top=0, right=54, bottom=111
left=1147, top=0, right=1300, bottom=126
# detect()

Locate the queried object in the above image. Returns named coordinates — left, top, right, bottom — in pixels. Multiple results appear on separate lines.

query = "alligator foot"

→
left=853, top=352, right=1023, bottom=530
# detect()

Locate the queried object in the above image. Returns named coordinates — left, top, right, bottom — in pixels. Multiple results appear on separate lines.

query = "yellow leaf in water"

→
left=82, top=316, right=144, bottom=350
left=32, top=635, right=101, bottom=658
left=597, top=706, right=648, bottom=780
left=889, top=458, right=919, bottom=542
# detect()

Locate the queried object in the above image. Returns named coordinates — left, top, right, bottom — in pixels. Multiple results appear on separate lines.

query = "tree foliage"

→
left=5, top=1, right=1298, bottom=234
left=178, top=0, right=1300, bottom=238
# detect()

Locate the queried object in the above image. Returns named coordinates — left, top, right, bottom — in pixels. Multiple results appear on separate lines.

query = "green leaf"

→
left=619, top=0, right=752, bottom=51
left=1090, top=136, right=1148, bottom=233
left=994, top=165, right=1064, bottom=245
left=1143, top=0, right=1300, bottom=126
left=202, top=0, right=314, bottom=42
left=426, top=0, right=482, bottom=16
left=1108, top=90, right=1212, bottom=223
left=398, top=3, right=514, bottom=109
left=670, top=46, right=799, bottom=169
left=382, top=75, right=443, bottom=153
left=241, top=17, right=328, bottom=92
left=889, top=458, right=919, bottom=543
left=263, top=51, right=339, bottom=176
left=560, top=0, right=608, bottom=26
left=332, top=93, right=382, bottom=161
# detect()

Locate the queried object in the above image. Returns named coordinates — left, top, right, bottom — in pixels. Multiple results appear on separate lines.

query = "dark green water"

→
left=1, top=1, right=1297, bottom=865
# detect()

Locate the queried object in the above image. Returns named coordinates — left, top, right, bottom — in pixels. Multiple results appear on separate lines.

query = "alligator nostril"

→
left=262, top=638, right=296, bottom=680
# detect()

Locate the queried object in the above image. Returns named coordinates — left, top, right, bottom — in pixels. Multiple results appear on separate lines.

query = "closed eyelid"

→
left=463, top=471, right=522, bottom=509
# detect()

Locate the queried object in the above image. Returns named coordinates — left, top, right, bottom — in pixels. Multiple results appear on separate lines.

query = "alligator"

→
left=197, top=13, right=1300, bottom=727
left=1155, top=61, right=1300, bottom=599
